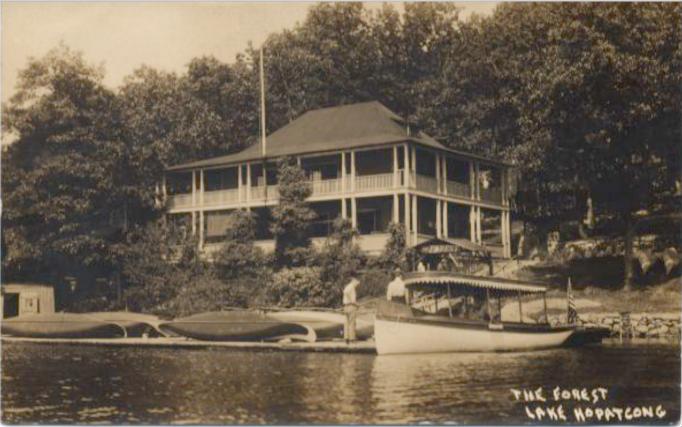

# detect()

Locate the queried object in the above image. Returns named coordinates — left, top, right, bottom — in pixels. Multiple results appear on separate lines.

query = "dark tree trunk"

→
left=623, top=215, right=635, bottom=291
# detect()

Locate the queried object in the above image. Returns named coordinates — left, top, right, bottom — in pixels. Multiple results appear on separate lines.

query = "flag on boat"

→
left=567, top=277, right=578, bottom=324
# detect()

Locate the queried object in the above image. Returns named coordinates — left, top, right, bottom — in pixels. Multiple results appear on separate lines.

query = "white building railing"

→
left=481, top=187, right=502, bottom=203
left=310, top=178, right=342, bottom=196
left=203, top=189, right=240, bottom=206
left=415, top=174, right=438, bottom=193
left=446, top=180, right=470, bottom=198
left=355, top=173, right=394, bottom=192
left=167, top=193, right=193, bottom=209
left=166, top=172, right=503, bottom=210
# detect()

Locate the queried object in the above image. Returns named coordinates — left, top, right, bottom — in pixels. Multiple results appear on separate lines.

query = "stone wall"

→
left=549, top=312, right=681, bottom=340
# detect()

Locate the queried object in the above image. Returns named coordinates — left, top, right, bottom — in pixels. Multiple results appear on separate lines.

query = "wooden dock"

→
left=1, top=336, right=377, bottom=354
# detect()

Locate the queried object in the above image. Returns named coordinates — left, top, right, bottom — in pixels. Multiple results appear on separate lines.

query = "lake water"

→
left=2, top=342, right=679, bottom=424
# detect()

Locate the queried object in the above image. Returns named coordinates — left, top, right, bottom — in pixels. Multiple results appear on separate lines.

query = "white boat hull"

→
left=375, top=317, right=574, bottom=355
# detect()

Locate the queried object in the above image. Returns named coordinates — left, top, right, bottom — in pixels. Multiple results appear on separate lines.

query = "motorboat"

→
left=1, top=313, right=126, bottom=339
left=267, top=310, right=374, bottom=340
left=85, top=312, right=167, bottom=337
left=374, top=272, right=576, bottom=355
left=159, top=310, right=316, bottom=342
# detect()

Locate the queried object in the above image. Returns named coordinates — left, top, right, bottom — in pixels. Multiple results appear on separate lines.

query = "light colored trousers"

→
left=343, top=304, right=358, bottom=341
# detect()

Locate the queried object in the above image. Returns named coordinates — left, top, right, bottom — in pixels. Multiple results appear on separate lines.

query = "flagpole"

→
left=259, top=47, right=267, bottom=199
left=260, top=47, right=267, bottom=158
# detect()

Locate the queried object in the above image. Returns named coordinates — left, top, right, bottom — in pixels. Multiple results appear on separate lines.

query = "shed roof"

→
left=168, top=101, right=511, bottom=171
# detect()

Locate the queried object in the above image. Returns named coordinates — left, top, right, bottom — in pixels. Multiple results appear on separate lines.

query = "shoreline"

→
left=2, top=335, right=678, bottom=354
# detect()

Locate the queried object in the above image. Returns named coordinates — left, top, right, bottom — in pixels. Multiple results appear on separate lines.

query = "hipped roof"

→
left=168, top=101, right=511, bottom=172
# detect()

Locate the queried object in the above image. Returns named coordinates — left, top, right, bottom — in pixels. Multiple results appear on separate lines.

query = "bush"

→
left=169, top=276, right=264, bottom=316
left=358, top=268, right=392, bottom=300
left=266, top=267, right=339, bottom=307
left=375, top=222, right=408, bottom=271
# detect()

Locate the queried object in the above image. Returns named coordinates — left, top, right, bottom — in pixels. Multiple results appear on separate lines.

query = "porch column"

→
left=436, top=199, right=442, bottom=237
left=403, top=144, right=410, bottom=187
left=342, top=198, right=348, bottom=219
left=411, top=195, right=418, bottom=243
left=351, top=197, right=357, bottom=229
left=443, top=201, right=449, bottom=238
left=393, top=145, right=399, bottom=188
left=350, top=150, right=356, bottom=192
left=442, top=155, right=448, bottom=195
left=476, top=207, right=483, bottom=244
left=246, top=163, right=252, bottom=202
left=504, top=211, right=511, bottom=258
left=341, top=152, right=347, bottom=193
left=469, top=206, right=476, bottom=243
left=199, top=169, right=205, bottom=207
left=238, top=164, right=243, bottom=201
left=404, top=194, right=411, bottom=245
left=198, top=211, right=204, bottom=249
left=393, top=193, right=399, bottom=223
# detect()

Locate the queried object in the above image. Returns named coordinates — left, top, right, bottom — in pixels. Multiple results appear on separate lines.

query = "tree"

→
left=213, top=210, right=266, bottom=281
left=513, top=3, right=681, bottom=288
left=270, top=157, right=316, bottom=267
left=376, top=222, right=408, bottom=271
left=2, top=45, right=127, bottom=288
left=318, top=218, right=366, bottom=289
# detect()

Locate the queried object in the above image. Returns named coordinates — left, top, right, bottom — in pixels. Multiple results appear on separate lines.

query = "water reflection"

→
left=2, top=342, right=679, bottom=424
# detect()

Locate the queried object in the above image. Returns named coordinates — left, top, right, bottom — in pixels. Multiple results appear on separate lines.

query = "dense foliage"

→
left=2, top=3, right=680, bottom=298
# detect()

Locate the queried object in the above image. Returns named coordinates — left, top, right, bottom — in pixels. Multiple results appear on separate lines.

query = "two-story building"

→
left=163, top=101, right=513, bottom=258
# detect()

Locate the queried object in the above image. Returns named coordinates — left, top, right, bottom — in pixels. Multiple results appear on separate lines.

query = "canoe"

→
left=1, top=313, right=125, bottom=339
left=85, top=312, right=167, bottom=337
left=159, top=311, right=316, bottom=342
left=267, top=311, right=345, bottom=340
left=268, top=310, right=375, bottom=341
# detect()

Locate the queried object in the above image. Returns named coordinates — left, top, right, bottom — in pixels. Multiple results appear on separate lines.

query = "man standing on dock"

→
left=343, top=277, right=360, bottom=344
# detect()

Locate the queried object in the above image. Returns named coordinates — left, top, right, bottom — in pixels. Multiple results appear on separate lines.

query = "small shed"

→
left=1, top=283, right=55, bottom=318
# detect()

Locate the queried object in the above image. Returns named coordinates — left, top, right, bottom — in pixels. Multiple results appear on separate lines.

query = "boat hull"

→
left=159, top=311, right=313, bottom=342
left=1, top=314, right=125, bottom=339
left=375, top=316, right=574, bottom=355
left=267, top=311, right=345, bottom=340
left=562, top=326, right=611, bottom=347
left=85, top=312, right=166, bottom=337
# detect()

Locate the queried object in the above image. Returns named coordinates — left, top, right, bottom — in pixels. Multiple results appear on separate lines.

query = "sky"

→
left=1, top=1, right=498, bottom=103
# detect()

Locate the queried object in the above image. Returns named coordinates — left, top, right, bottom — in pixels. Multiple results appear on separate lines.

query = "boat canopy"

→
left=403, top=272, right=547, bottom=294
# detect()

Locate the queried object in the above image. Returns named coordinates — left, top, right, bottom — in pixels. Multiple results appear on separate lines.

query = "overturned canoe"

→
left=268, top=311, right=345, bottom=340
left=1, top=313, right=125, bottom=339
left=159, top=311, right=316, bottom=342
left=85, top=312, right=167, bottom=337
left=268, top=310, right=375, bottom=340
